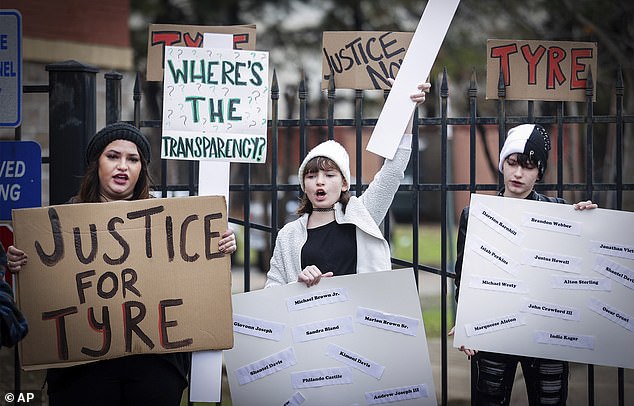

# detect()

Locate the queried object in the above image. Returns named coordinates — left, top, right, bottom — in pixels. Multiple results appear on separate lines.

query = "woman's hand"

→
left=448, top=325, right=478, bottom=358
left=6, top=245, right=27, bottom=273
left=298, top=265, right=333, bottom=287
left=218, top=229, right=237, bottom=254
left=573, top=200, right=598, bottom=211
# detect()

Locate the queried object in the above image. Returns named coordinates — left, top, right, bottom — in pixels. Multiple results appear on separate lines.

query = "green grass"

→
left=391, top=223, right=453, bottom=267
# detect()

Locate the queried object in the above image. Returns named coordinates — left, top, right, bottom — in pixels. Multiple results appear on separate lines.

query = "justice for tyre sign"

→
left=13, top=196, right=233, bottom=370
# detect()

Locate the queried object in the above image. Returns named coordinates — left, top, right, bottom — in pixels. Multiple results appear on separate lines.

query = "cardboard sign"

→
left=453, top=194, right=634, bottom=369
left=224, top=269, right=438, bottom=405
left=13, top=196, right=233, bottom=370
left=146, top=23, right=256, bottom=82
left=486, top=39, right=598, bottom=102
left=161, top=46, right=269, bottom=163
left=320, top=31, right=413, bottom=90
left=366, top=0, right=460, bottom=159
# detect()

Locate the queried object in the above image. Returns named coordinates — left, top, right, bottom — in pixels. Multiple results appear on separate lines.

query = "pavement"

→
left=1, top=268, right=631, bottom=405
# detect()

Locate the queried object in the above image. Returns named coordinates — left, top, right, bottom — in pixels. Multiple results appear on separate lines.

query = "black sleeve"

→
left=454, top=206, right=469, bottom=303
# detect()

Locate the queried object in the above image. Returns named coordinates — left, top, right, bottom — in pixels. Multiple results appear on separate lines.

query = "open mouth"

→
left=113, top=174, right=129, bottom=183
left=316, top=189, right=326, bottom=197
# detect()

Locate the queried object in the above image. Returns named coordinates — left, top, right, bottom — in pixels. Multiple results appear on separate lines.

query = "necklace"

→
left=312, top=206, right=334, bottom=212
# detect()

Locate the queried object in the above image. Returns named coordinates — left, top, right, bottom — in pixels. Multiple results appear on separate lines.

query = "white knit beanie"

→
left=298, top=140, right=351, bottom=191
left=499, top=124, right=550, bottom=179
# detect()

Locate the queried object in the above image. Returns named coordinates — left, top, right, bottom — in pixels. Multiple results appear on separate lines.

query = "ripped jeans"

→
left=471, top=351, right=569, bottom=406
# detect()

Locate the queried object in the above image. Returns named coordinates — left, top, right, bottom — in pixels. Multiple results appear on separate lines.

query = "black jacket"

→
left=454, top=190, right=566, bottom=301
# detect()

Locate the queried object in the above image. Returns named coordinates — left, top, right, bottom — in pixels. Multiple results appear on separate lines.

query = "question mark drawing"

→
left=167, top=109, right=174, bottom=119
left=211, top=86, right=216, bottom=95
left=178, top=48, right=183, bottom=58
left=234, top=51, right=240, bottom=59
left=251, top=90, right=261, bottom=102
left=222, top=87, right=229, bottom=96
left=179, top=103, right=184, bottom=111
left=180, top=115, right=187, bottom=126
left=196, top=83, right=202, bottom=92
left=202, top=118, right=207, bottom=125
left=179, top=84, right=185, bottom=93
left=227, top=123, right=233, bottom=130
left=167, top=85, right=175, bottom=96
left=262, top=118, right=267, bottom=126
left=207, top=50, right=212, bottom=58
left=248, top=96, right=253, bottom=104
left=249, top=120, right=256, bottom=128
left=256, top=107, right=261, bottom=114
left=245, top=112, right=250, bottom=119
left=169, top=48, right=174, bottom=57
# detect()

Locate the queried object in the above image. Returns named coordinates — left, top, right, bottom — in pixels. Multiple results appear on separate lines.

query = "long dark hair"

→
left=76, top=153, right=151, bottom=203
left=297, top=156, right=350, bottom=215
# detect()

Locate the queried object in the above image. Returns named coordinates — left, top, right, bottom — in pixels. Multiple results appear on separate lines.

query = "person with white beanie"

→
left=452, top=123, right=597, bottom=406
left=265, top=80, right=431, bottom=288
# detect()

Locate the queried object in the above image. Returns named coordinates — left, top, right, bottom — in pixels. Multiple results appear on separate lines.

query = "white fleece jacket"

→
left=265, top=135, right=412, bottom=287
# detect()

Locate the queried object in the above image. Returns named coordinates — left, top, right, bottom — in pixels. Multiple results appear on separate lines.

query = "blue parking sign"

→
left=0, top=141, right=41, bottom=220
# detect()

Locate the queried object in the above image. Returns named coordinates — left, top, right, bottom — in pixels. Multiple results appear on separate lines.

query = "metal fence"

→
left=6, top=62, right=633, bottom=405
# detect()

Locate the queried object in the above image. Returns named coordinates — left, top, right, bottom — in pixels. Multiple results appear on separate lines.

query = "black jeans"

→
left=471, top=351, right=569, bottom=406
left=47, top=354, right=188, bottom=406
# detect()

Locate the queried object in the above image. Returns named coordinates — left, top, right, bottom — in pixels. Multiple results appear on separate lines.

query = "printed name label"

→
left=235, top=347, right=297, bottom=385
left=593, top=256, right=634, bottom=290
left=326, top=343, right=385, bottom=379
left=465, top=313, right=525, bottom=337
left=291, top=367, right=353, bottom=389
left=287, top=288, right=349, bottom=311
left=468, top=275, right=527, bottom=294
left=591, top=240, right=634, bottom=261
left=472, top=202, right=525, bottom=245
left=356, top=307, right=419, bottom=336
left=469, top=236, right=519, bottom=276
left=551, top=275, right=611, bottom=291
left=233, top=314, right=286, bottom=341
left=523, top=212, right=581, bottom=235
left=534, top=330, right=596, bottom=350
left=587, top=298, right=634, bottom=332
left=521, top=298, right=580, bottom=321
left=365, top=384, right=428, bottom=404
left=292, top=316, right=354, bottom=343
left=523, top=248, right=582, bottom=273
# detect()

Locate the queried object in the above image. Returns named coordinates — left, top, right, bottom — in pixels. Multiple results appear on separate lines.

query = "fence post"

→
left=46, top=60, right=97, bottom=204
left=105, top=71, right=123, bottom=124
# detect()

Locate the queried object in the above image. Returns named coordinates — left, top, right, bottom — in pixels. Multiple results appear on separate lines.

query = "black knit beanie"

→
left=86, top=122, right=151, bottom=164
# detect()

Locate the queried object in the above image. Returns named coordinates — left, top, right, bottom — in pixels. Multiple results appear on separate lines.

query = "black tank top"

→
left=301, top=221, right=357, bottom=276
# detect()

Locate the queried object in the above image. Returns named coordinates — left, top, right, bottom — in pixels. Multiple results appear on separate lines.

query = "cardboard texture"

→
left=486, top=39, right=598, bottom=102
left=224, top=270, right=438, bottom=405
left=320, top=31, right=413, bottom=90
left=146, top=23, right=257, bottom=81
left=454, top=194, right=634, bottom=369
left=13, top=195, right=233, bottom=370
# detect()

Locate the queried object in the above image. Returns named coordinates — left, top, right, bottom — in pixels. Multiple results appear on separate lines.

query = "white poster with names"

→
left=224, top=269, right=437, bottom=405
left=453, top=193, right=634, bottom=369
